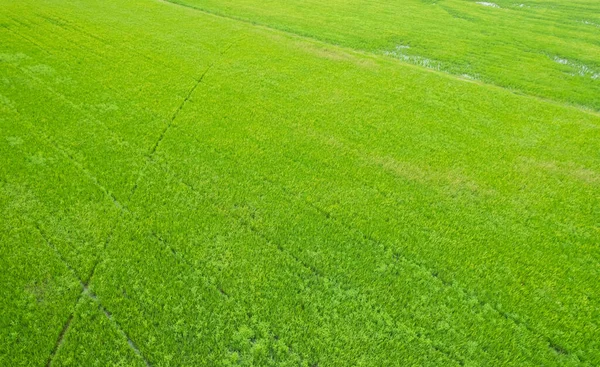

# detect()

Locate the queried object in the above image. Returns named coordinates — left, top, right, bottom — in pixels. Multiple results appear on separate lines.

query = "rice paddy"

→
left=1, top=0, right=599, bottom=366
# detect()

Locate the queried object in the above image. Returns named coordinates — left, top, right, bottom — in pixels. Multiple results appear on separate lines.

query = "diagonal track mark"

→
left=189, top=98, right=584, bottom=356
left=44, top=314, right=73, bottom=367
left=3, top=15, right=181, bottom=157
left=35, top=222, right=152, bottom=366
left=35, top=225, right=85, bottom=367
left=3, top=56, right=153, bottom=365
left=7, top=95, right=145, bottom=363
left=155, top=0, right=600, bottom=118
left=261, top=130, right=582, bottom=358
left=148, top=162, right=466, bottom=366
left=148, top=65, right=211, bottom=157
left=180, top=134, right=572, bottom=360
left=14, top=111, right=127, bottom=213
left=128, top=38, right=243, bottom=202
left=87, top=291, right=152, bottom=367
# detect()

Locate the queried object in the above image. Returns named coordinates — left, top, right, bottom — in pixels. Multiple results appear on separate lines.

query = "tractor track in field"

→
left=128, top=37, right=244, bottom=203
left=260, top=124, right=593, bottom=360
left=181, top=133, right=576, bottom=361
left=151, top=157, right=468, bottom=366
left=1, top=16, right=164, bottom=153
left=2, top=90, right=148, bottom=365
left=261, top=143, right=580, bottom=361
left=88, top=291, right=152, bottom=367
left=3, top=3, right=591, bottom=363
left=6, top=40, right=576, bottom=365
left=35, top=224, right=152, bottom=367
left=155, top=0, right=600, bottom=118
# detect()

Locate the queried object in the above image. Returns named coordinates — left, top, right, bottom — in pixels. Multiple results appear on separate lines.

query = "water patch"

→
left=460, top=74, right=479, bottom=81
left=579, top=20, right=600, bottom=28
left=477, top=2, right=500, bottom=8
left=383, top=45, right=444, bottom=71
left=554, top=57, right=568, bottom=65
left=553, top=56, right=600, bottom=80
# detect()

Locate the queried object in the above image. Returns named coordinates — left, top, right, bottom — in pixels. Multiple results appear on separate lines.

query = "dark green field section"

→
left=0, top=0, right=598, bottom=366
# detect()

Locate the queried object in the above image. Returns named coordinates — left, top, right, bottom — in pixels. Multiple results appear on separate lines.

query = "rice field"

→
left=0, top=0, right=598, bottom=366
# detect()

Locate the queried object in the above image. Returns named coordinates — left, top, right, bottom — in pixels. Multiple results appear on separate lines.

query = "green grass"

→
left=0, top=0, right=598, bottom=366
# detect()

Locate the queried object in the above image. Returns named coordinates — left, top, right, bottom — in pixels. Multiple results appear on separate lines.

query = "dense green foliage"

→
left=171, top=0, right=600, bottom=110
left=0, top=0, right=598, bottom=365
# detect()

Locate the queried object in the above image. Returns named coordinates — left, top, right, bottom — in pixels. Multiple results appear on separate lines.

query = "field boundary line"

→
left=154, top=0, right=600, bottom=119
left=87, top=291, right=152, bottom=367
left=128, top=37, right=243, bottom=202
left=34, top=224, right=152, bottom=367
left=150, top=160, right=467, bottom=366
left=183, top=133, right=573, bottom=360
left=2, top=95, right=147, bottom=365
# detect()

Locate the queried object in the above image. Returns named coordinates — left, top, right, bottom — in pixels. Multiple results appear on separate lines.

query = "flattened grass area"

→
left=0, top=0, right=598, bottom=366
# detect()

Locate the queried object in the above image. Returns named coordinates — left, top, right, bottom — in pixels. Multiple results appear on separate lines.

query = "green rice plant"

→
left=0, top=0, right=598, bottom=365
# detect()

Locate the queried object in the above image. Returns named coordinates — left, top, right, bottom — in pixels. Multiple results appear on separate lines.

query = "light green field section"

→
left=170, top=0, right=600, bottom=110
left=0, top=0, right=598, bottom=366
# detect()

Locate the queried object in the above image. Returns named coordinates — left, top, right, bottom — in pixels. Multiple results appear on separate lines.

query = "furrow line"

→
left=1, top=65, right=129, bottom=213
left=210, top=111, right=578, bottom=359
left=84, top=217, right=120, bottom=286
left=34, top=225, right=85, bottom=288
left=155, top=0, right=600, bottom=117
left=36, top=219, right=150, bottom=365
left=37, top=11, right=181, bottom=75
left=152, top=232, right=230, bottom=298
left=45, top=314, right=73, bottom=367
left=35, top=225, right=85, bottom=367
left=152, top=161, right=466, bottom=366
left=149, top=36, right=242, bottom=157
left=0, top=22, right=57, bottom=58
left=3, top=16, right=170, bottom=155
left=11, top=115, right=144, bottom=365
left=10, top=60, right=141, bottom=156
left=148, top=66, right=210, bottom=157
left=129, top=38, right=242, bottom=202
left=186, top=133, right=567, bottom=358
left=127, top=66, right=209, bottom=202
left=269, top=150, right=575, bottom=358
left=86, top=292, right=152, bottom=367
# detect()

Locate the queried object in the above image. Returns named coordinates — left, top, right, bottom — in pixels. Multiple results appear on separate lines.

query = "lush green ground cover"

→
left=172, top=0, right=600, bottom=110
left=0, top=0, right=598, bottom=366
